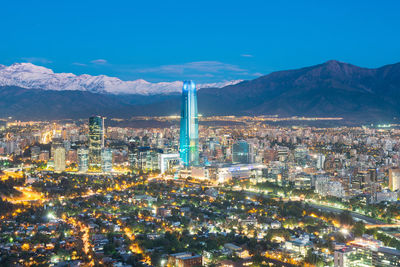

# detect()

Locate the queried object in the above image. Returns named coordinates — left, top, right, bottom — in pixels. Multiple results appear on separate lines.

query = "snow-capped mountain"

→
left=0, top=63, right=242, bottom=95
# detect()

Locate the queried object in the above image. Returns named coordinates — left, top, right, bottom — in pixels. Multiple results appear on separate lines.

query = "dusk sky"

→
left=1, top=0, right=399, bottom=82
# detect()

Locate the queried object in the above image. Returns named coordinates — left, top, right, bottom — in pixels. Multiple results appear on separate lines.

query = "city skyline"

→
left=1, top=1, right=400, bottom=267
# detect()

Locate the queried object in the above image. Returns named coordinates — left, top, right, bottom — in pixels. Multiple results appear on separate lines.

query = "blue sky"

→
left=1, top=0, right=399, bottom=82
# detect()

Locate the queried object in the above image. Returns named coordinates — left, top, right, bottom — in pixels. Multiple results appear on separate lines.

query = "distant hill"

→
left=196, top=60, right=400, bottom=120
left=1, top=60, right=400, bottom=122
left=0, top=86, right=130, bottom=119
left=130, top=60, right=400, bottom=121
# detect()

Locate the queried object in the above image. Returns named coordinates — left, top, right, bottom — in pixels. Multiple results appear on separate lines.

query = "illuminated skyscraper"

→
left=179, top=81, right=199, bottom=167
left=232, top=140, right=252, bottom=164
left=88, top=116, right=104, bottom=172
left=101, top=148, right=113, bottom=173
left=78, top=148, right=89, bottom=172
left=389, top=168, right=400, bottom=191
left=54, top=147, right=66, bottom=172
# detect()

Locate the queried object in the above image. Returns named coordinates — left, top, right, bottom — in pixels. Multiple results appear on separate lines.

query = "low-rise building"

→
left=168, top=252, right=202, bottom=267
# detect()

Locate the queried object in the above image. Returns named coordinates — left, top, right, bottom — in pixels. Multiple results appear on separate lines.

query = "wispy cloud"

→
left=90, top=59, right=108, bottom=65
left=138, top=61, right=246, bottom=74
left=72, top=62, right=87, bottom=66
left=22, top=57, right=52, bottom=64
left=66, top=60, right=253, bottom=83
left=241, top=54, right=254, bottom=58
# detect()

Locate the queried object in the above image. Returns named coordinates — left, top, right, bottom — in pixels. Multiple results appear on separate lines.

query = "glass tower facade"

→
left=179, top=81, right=199, bottom=167
left=101, top=148, right=113, bottom=173
left=232, top=140, right=250, bottom=164
left=88, top=116, right=104, bottom=172
left=78, top=148, right=89, bottom=172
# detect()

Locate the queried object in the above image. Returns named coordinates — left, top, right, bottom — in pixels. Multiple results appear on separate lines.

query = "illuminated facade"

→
left=54, top=146, right=66, bottom=172
left=232, top=140, right=251, bottom=164
left=78, top=148, right=89, bottom=172
left=88, top=116, right=104, bottom=172
left=389, top=168, right=400, bottom=191
left=159, top=153, right=180, bottom=174
left=334, top=237, right=400, bottom=267
left=179, top=81, right=199, bottom=167
left=101, top=148, right=112, bottom=172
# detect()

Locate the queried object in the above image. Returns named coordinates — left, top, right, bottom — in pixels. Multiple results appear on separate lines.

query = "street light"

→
left=340, top=228, right=349, bottom=236
left=47, top=212, right=56, bottom=220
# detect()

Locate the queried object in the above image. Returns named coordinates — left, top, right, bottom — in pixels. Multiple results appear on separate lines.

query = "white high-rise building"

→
left=316, top=153, right=326, bottom=170
left=389, top=168, right=400, bottom=191
left=159, top=153, right=180, bottom=174
left=54, top=147, right=66, bottom=172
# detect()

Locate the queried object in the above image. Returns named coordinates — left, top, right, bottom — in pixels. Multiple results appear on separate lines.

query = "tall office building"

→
left=101, top=148, right=113, bottom=173
left=51, top=138, right=63, bottom=159
left=159, top=153, right=180, bottom=174
left=30, top=146, right=40, bottom=161
left=88, top=116, right=104, bottom=172
left=232, top=140, right=252, bottom=164
left=130, top=147, right=162, bottom=171
left=316, top=153, right=326, bottom=170
left=54, top=147, right=66, bottom=172
left=179, top=81, right=199, bottom=167
left=368, top=168, right=378, bottom=183
left=389, top=168, right=400, bottom=191
left=78, top=148, right=89, bottom=172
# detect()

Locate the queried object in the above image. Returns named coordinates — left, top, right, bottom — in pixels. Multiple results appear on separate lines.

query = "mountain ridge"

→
left=194, top=60, right=400, bottom=117
left=0, top=63, right=242, bottom=95
left=1, top=60, right=400, bottom=122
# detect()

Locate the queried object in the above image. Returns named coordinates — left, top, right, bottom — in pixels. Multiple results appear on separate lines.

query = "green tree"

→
left=352, top=221, right=365, bottom=237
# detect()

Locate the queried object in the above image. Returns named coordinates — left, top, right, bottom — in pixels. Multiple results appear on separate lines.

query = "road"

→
left=4, top=186, right=45, bottom=204
left=305, top=202, right=384, bottom=225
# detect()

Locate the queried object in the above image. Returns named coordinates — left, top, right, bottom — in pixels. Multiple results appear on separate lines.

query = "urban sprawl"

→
left=0, top=82, right=399, bottom=267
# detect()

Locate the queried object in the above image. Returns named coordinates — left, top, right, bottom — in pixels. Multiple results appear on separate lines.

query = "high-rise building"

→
left=159, top=153, right=180, bottom=174
left=316, top=153, right=326, bottom=170
left=294, top=145, right=308, bottom=166
left=101, top=148, right=113, bottom=173
left=51, top=138, right=63, bottom=159
left=54, top=147, right=66, bottom=172
left=130, top=147, right=161, bottom=171
left=78, top=148, right=89, bottom=172
left=30, top=146, right=40, bottom=161
left=389, top=168, right=400, bottom=191
left=88, top=116, right=104, bottom=172
left=368, top=168, right=377, bottom=183
left=179, top=81, right=199, bottom=167
left=277, top=146, right=290, bottom=162
left=232, top=140, right=252, bottom=164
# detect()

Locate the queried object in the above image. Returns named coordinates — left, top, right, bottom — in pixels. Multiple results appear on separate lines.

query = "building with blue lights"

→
left=179, top=81, right=199, bottom=167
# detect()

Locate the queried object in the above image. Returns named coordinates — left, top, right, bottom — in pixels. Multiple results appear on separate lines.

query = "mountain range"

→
left=0, top=63, right=241, bottom=95
left=1, top=60, right=400, bottom=122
